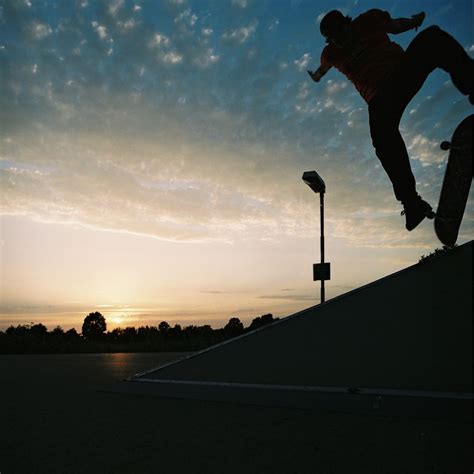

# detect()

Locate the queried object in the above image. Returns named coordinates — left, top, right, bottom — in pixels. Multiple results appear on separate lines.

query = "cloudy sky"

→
left=0, top=0, right=472, bottom=330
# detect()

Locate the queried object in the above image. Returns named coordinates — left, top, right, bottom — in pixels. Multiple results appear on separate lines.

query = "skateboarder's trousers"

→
left=368, top=26, right=473, bottom=204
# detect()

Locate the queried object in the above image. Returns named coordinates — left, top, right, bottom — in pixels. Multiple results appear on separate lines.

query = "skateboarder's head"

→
left=320, top=10, right=352, bottom=47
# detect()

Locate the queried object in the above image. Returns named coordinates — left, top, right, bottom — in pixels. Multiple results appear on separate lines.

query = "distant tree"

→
left=108, top=327, right=124, bottom=342
left=168, top=324, right=182, bottom=338
left=419, top=245, right=458, bottom=263
left=122, top=327, right=137, bottom=342
left=82, top=312, right=107, bottom=340
left=137, top=326, right=158, bottom=339
left=158, top=321, right=170, bottom=334
left=224, top=317, right=244, bottom=337
left=260, top=314, right=274, bottom=325
left=247, top=316, right=262, bottom=331
left=30, top=323, right=48, bottom=335
left=64, top=328, right=80, bottom=341
left=197, top=325, right=213, bottom=338
left=247, top=313, right=275, bottom=331
left=183, top=325, right=198, bottom=337
left=6, top=324, right=31, bottom=336
left=51, top=326, right=65, bottom=336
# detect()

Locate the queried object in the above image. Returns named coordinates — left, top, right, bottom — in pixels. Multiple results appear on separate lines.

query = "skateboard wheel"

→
left=440, top=141, right=451, bottom=151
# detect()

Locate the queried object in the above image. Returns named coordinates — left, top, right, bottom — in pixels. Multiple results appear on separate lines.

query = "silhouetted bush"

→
left=419, top=245, right=458, bottom=263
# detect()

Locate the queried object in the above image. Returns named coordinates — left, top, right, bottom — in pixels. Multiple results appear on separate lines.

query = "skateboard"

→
left=434, top=114, right=473, bottom=247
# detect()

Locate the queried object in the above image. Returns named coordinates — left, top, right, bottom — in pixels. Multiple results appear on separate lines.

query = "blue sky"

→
left=0, top=0, right=472, bottom=330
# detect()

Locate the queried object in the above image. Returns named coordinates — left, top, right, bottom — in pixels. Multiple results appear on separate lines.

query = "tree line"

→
left=0, top=312, right=279, bottom=354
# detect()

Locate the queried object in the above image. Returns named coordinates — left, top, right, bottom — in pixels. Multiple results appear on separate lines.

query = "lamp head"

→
left=302, top=170, right=326, bottom=194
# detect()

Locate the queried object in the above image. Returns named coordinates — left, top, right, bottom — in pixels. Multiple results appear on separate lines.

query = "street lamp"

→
left=302, top=170, right=331, bottom=304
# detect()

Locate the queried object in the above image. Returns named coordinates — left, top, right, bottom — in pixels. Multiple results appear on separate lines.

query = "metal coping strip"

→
left=131, top=377, right=473, bottom=400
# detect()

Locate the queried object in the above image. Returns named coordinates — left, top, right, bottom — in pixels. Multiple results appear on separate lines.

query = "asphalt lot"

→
left=0, top=353, right=471, bottom=474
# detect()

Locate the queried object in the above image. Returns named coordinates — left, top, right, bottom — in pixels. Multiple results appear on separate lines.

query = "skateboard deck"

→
left=434, top=114, right=473, bottom=247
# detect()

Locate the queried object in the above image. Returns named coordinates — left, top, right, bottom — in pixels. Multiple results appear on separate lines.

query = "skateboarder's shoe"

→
left=401, top=197, right=433, bottom=231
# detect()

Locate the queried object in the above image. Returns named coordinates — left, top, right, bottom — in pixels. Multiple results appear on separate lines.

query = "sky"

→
left=0, top=0, right=473, bottom=331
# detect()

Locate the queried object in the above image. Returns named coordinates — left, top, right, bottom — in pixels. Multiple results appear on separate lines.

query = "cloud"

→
left=222, top=20, right=257, bottom=44
left=175, top=9, right=198, bottom=27
left=108, top=0, right=124, bottom=17
left=326, top=79, right=348, bottom=95
left=193, top=48, right=220, bottom=67
left=406, top=134, right=444, bottom=165
left=149, top=32, right=170, bottom=47
left=160, top=52, right=181, bottom=64
left=91, top=21, right=107, bottom=40
left=1, top=118, right=428, bottom=248
left=1, top=0, right=472, bottom=251
left=147, top=31, right=182, bottom=63
left=232, top=0, right=248, bottom=7
left=268, top=19, right=279, bottom=30
left=117, top=18, right=137, bottom=32
left=29, top=21, right=52, bottom=40
left=294, top=53, right=311, bottom=71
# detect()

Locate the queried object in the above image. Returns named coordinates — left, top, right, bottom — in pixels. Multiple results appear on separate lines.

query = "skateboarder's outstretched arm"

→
left=388, top=11, right=425, bottom=34
left=307, top=63, right=331, bottom=83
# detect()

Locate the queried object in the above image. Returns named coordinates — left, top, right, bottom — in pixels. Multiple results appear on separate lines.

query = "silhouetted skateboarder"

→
left=308, top=9, right=474, bottom=231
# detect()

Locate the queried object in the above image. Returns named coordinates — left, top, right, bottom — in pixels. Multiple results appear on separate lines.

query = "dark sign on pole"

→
left=313, top=262, right=331, bottom=281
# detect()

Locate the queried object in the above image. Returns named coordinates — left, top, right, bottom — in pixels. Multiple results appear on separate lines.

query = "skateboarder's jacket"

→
left=320, top=9, right=404, bottom=103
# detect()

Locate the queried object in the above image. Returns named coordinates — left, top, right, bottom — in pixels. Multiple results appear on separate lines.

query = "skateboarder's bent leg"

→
left=403, top=26, right=474, bottom=102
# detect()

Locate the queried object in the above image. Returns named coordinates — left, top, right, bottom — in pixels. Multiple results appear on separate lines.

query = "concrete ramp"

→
left=118, top=241, right=472, bottom=414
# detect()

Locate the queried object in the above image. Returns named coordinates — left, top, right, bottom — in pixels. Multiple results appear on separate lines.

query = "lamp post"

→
left=302, top=170, right=331, bottom=303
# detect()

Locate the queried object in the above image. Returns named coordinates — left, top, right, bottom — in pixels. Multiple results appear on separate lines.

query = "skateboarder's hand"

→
left=307, top=65, right=331, bottom=82
left=411, top=12, right=425, bottom=31
left=307, top=69, right=321, bottom=82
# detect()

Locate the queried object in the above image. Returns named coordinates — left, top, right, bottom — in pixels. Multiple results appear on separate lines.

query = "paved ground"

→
left=0, top=353, right=471, bottom=474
